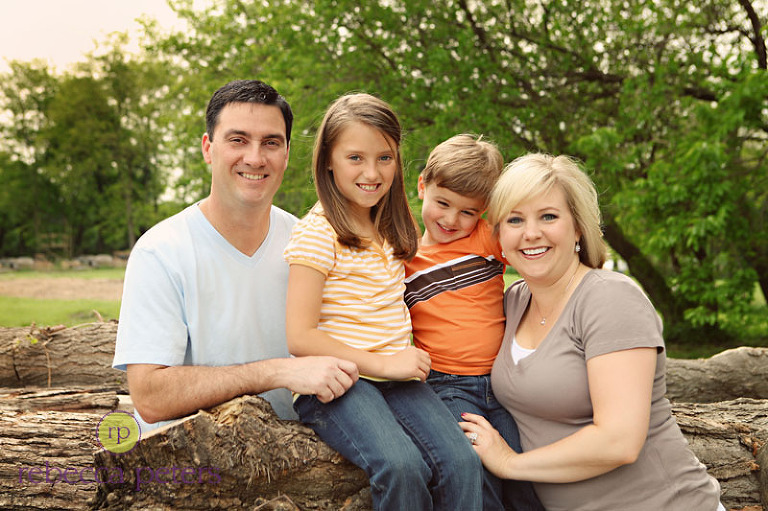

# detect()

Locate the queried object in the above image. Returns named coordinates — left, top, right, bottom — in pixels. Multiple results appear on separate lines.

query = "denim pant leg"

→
left=294, top=380, right=432, bottom=511
left=380, top=380, right=483, bottom=511
left=428, top=371, right=544, bottom=511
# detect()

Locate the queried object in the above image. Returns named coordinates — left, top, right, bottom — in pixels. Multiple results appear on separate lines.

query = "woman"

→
left=459, top=153, right=723, bottom=510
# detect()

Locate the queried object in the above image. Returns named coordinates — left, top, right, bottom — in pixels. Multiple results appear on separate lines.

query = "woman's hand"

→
left=460, top=412, right=517, bottom=479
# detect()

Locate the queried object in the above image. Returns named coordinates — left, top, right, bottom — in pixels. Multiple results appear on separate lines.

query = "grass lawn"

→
left=0, top=267, right=123, bottom=327
left=0, top=267, right=126, bottom=281
left=0, top=295, right=120, bottom=327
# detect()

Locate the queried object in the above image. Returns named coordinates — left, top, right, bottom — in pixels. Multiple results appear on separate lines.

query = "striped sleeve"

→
left=283, top=213, right=336, bottom=276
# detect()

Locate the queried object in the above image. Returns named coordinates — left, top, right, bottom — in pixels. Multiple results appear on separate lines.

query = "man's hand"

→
left=279, top=356, right=359, bottom=403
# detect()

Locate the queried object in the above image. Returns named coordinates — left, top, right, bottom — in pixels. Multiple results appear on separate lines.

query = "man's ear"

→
left=201, top=133, right=213, bottom=164
left=417, top=173, right=426, bottom=200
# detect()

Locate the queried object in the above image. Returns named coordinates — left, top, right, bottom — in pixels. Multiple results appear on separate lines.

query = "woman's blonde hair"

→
left=312, top=93, right=419, bottom=260
left=487, top=153, right=607, bottom=268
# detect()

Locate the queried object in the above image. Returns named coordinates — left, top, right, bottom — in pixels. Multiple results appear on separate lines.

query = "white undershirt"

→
left=511, top=337, right=536, bottom=364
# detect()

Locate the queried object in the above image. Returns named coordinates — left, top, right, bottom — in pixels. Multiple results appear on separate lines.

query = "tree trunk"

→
left=0, top=386, right=120, bottom=413
left=1, top=322, right=766, bottom=509
left=0, top=409, right=103, bottom=511
left=2, top=324, right=764, bottom=404
left=91, top=395, right=371, bottom=510
left=0, top=323, right=125, bottom=390
left=672, top=399, right=768, bottom=509
left=666, top=347, right=768, bottom=403
left=1, top=394, right=765, bottom=510
left=601, top=212, right=688, bottom=333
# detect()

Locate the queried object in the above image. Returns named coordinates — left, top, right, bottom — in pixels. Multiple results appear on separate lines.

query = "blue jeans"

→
left=428, top=370, right=544, bottom=511
left=295, top=378, right=482, bottom=511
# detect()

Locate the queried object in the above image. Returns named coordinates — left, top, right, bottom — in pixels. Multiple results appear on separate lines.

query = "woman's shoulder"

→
left=504, top=278, right=530, bottom=305
left=575, top=269, right=659, bottom=324
left=580, top=269, right=648, bottom=300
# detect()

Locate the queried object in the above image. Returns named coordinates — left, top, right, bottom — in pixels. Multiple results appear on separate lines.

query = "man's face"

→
left=201, top=102, right=289, bottom=211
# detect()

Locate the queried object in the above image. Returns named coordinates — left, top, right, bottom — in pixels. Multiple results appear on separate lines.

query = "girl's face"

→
left=329, top=121, right=397, bottom=223
left=497, top=185, right=581, bottom=286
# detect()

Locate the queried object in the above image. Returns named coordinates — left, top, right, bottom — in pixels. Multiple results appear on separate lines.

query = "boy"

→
left=405, top=134, right=542, bottom=511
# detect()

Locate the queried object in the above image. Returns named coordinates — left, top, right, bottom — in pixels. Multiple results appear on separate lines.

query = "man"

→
left=113, top=80, right=358, bottom=432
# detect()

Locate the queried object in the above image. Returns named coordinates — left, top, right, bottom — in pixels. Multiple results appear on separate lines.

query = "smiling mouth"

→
left=357, top=184, right=380, bottom=192
left=240, top=172, right=266, bottom=181
left=437, top=223, right=457, bottom=233
left=522, top=247, right=549, bottom=256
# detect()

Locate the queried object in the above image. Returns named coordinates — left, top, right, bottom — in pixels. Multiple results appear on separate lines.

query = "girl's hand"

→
left=460, top=412, right=517, bottom=479
left=383, top=346, right=431, bottom=381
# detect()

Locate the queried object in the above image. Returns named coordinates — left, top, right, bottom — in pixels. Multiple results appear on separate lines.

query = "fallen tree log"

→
left=87, top=395, right=768, bottom=511
left=0, top=386, right=120, bottom=413
left=1, top=395, right=765, bottom=510
left=0, top=409, right=103, bottom=511
left=667, top=347, right=768, bottom=403
left=90, top=395, right=371, bottom=510
left=0, top=323, right=125, bottom=390
left=672, top=399, right=768, bottom=509
left=1, top=322, right=764, bottom=404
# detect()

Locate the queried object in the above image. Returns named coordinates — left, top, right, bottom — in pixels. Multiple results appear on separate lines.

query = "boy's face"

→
left=418, top=176, right=486, bottom=246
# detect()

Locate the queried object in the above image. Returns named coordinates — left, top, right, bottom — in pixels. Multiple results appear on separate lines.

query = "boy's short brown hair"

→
left=421, top=134, right=504, bottom=205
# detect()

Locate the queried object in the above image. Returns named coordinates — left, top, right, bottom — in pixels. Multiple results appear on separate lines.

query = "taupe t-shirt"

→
left=492, top=269, right=721, bottom=511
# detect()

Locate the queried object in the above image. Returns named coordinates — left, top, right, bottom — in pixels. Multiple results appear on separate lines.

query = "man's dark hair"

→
left=205, top=80, right=293, bottom=144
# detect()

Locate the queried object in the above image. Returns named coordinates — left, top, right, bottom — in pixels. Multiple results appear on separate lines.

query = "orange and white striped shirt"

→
left=283, top=211, right=412, bottom=359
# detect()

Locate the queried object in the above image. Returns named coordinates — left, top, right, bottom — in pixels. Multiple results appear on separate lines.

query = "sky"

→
left=0, top=0, right=189, bottom=73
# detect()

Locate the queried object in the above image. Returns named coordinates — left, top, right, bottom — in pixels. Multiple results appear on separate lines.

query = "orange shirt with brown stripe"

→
left=404, top=219, right=506, bottom=375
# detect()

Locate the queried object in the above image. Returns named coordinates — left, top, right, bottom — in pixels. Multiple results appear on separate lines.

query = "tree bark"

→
left=91, top=395, right=371, bottom=510
left=672, top=399, right=768, bottom=509
left=1, top=322, right=766, bottom=509
left=666, top=347, right=768, bottom=403
left=0, top=323, right=125, bottom=390
left=2, top=323, right=765, bottom=404
left=0, top=409, right=103, bottom=511
left=0, top=386, right=120, bottom=413
left=1, top=395, right=765, bottom=510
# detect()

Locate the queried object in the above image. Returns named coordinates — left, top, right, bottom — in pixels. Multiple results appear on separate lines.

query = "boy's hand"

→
left=384, top=346, right=431, bottom=381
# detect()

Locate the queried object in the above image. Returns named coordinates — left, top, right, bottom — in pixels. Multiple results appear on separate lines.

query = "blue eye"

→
left=542, top=213, right=557, bottom=221
left=506, top=216, right=522, bottom=225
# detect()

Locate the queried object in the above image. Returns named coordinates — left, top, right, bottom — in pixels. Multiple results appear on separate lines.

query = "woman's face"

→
left=497, top=185, right=581, bottom=285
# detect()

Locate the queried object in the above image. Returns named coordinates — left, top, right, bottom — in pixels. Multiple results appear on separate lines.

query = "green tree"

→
left=159, top=0, right=766, bottom=342
left=0, top=61, right=60, bottom=255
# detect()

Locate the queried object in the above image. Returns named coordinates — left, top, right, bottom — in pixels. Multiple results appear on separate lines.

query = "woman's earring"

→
left=575, top=242, right=581, bottom=253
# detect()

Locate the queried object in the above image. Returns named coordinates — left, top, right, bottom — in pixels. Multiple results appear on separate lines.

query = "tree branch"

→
left=738, top=0, right=767, bottom=69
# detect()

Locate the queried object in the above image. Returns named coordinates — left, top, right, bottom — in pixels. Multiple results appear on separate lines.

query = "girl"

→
left=284, top=93, right=482, bottom=510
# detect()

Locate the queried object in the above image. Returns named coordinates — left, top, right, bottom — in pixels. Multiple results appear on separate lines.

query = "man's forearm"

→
left=126, top=360, right=283, bottom=424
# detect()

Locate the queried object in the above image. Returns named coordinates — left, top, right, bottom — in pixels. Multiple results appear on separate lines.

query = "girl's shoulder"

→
left=294, top=208, right=335, bottom=237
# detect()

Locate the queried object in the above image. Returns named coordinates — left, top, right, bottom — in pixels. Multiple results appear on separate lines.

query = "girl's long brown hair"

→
left=312, top=93, right=419, bottom=260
